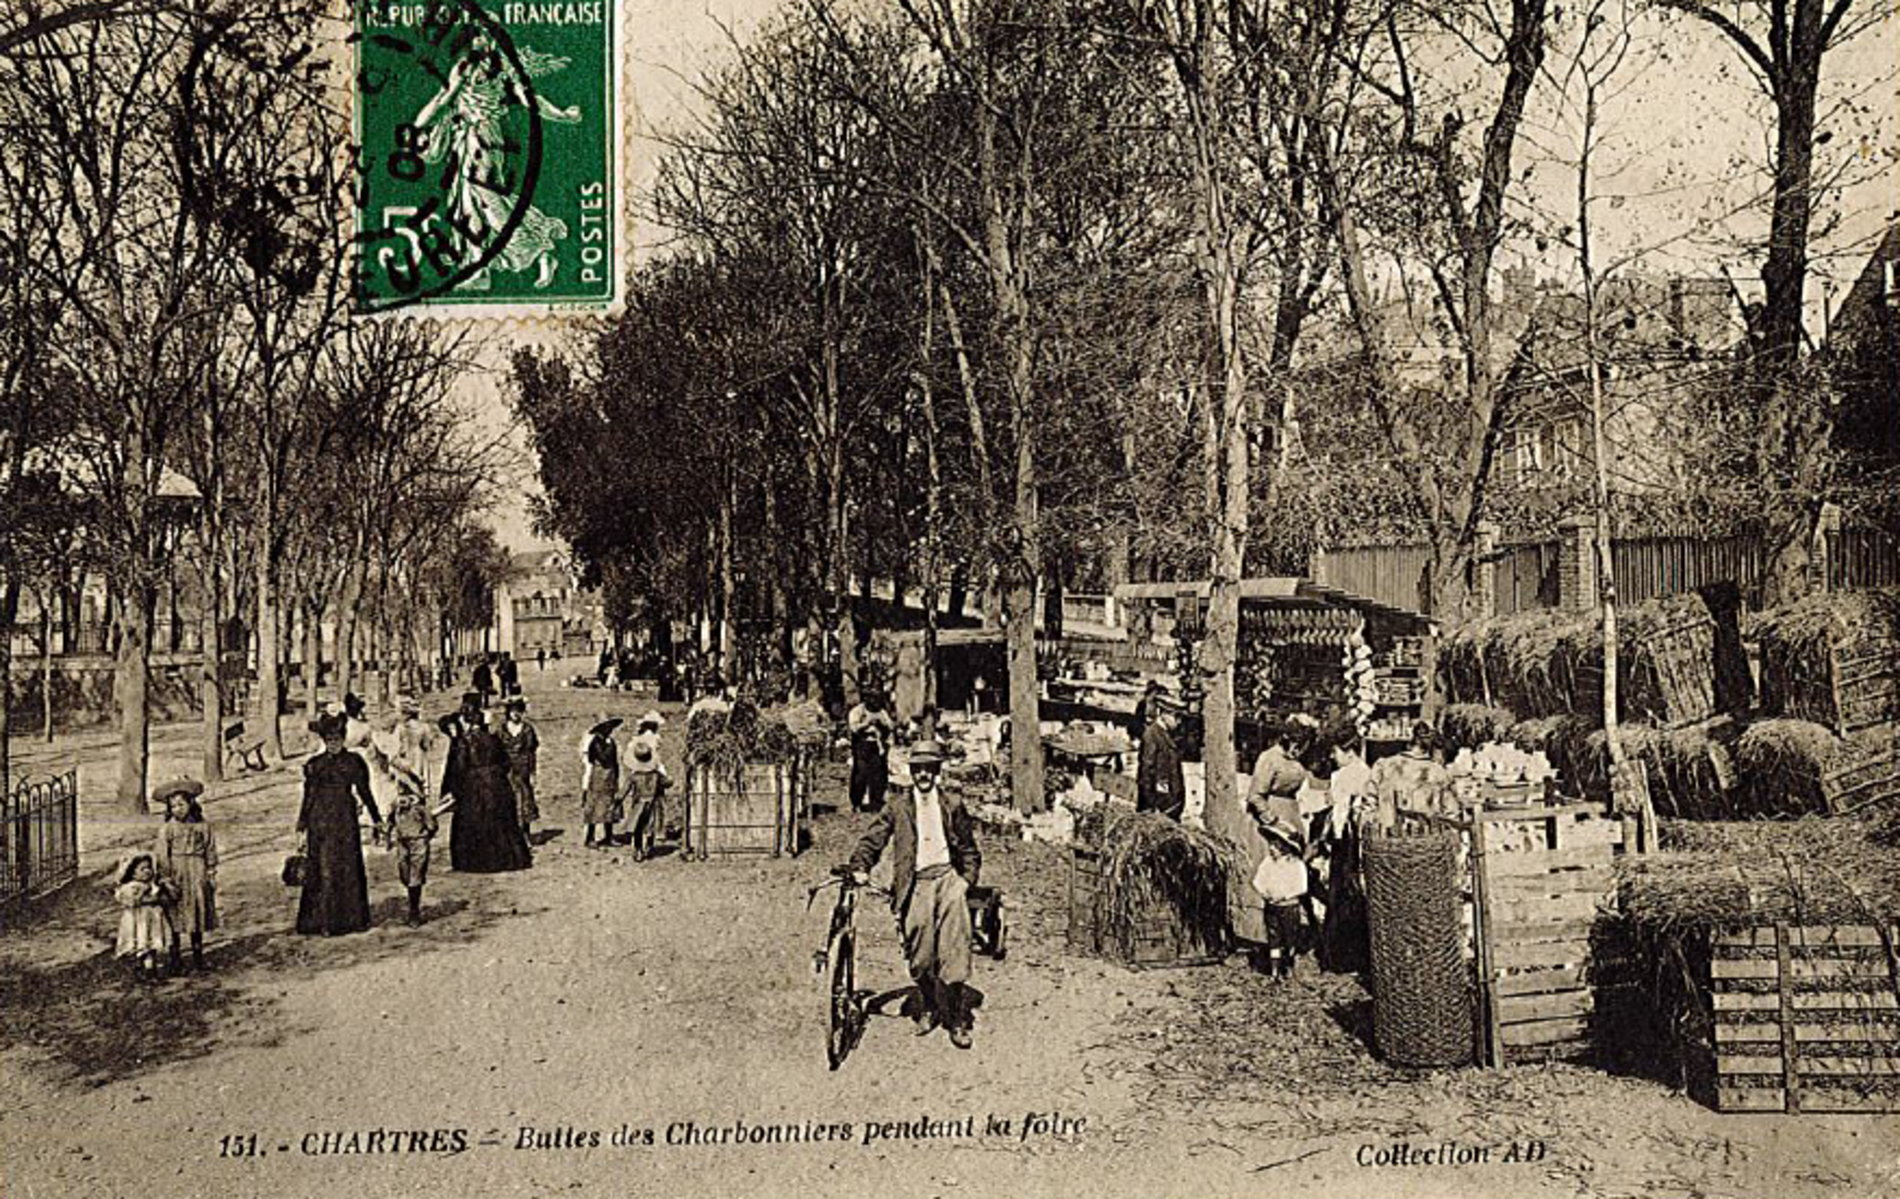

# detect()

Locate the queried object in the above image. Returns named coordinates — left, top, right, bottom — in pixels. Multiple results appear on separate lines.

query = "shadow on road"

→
left=0, top=868, right=537, bottom=1091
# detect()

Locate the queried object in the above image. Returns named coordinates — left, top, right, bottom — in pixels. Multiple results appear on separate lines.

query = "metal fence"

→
left=2, top=769, right=80, bottom=914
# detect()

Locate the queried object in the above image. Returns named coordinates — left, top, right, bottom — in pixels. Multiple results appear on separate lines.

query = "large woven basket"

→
left=1363, top=828, right=1472, bottom=1068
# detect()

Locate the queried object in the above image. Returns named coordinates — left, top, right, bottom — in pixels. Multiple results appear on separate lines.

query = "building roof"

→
left=509, top=548, right=566, bottom=573
left=1113, top=577, right=1431, bottom=628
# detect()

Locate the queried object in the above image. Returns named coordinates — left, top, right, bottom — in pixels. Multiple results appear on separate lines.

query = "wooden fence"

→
left=1613, top=533, right=1768, bottom=608
left=1313, top=524, right=1900, bottom=618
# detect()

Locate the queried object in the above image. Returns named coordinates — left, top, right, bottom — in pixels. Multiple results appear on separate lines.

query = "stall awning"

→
left=1113, top=577, right=1432, bottom=631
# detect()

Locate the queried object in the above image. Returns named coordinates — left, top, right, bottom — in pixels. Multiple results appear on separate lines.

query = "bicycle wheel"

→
left=826, top=930, right=856, bottom=1070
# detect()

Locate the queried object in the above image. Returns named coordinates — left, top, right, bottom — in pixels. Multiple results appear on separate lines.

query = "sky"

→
left=462, top=0, right=776, bottom=553
left=470, top=0, right=1900, bottom=554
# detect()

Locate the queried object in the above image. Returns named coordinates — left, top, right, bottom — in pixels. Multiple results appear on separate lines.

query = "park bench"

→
left=224, top=721, right=267, bottom=773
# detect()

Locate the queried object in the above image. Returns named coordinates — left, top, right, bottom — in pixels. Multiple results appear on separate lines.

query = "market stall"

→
left=1113, top=577, right=1438, bottom=765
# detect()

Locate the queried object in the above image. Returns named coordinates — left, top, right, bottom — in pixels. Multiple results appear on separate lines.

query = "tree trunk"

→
left=115, top=578, right=152, bottom=812
left=41, top=579, right=56, bottom=742
left=116, top=421, right=152, bottom=813
left=337, top=561, right=361, bottom=706
left=719, top=465, right=736, bottom=672
left=918, top=249, right=942, bottom=721
left=256, top=534, right=283, bottom=759
left=828, top=442, right=860, bottom=709
left=1002, top=298, right=1043, bottom=815
left=304, top=596, right=322, bottom=740
left=200, top=522, right=224, bottom=784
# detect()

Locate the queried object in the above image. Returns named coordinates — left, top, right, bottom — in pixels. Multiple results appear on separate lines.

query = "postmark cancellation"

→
left=348, top=1, right=624, bottom=321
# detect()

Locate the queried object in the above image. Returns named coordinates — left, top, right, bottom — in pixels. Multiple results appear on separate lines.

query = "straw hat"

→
left=151, top=778, right=205, bottom=805
left=636, top=710, right=666, bottom=730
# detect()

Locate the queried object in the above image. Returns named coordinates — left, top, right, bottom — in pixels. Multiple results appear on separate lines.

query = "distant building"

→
left=1493, top=271, right=1744, bottom=511
left=496, top=549, right=587, bottom=659
left=1828, top=223, right=1900, bottom=474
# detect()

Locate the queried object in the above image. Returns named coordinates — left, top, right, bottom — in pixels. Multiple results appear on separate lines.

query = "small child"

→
left=621, top=737, right=669, bottom=861
left=1252, top=819, right=1309, bottom=980
left=115, top=853, right=175, bottom=984
left=384, top=765, right=439, bottom=927
left=152, top=779, right=217, bottom=973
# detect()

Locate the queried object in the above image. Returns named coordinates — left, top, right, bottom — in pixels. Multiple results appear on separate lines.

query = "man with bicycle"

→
left=844, top=739, right=981, bottom=1049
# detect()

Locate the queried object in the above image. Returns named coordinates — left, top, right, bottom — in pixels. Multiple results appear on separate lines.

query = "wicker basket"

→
left=1363, top=829, right=1473, bottom=1068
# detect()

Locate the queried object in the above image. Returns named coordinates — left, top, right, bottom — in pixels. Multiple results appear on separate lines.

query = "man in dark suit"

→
left=1137, top=699, right=1186, bottom=821
left=846, top=739, right=982, bottom=1048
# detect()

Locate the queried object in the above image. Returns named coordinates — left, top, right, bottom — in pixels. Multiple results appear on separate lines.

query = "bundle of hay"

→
left=685, top=699, right=798, bottom=778
left=1621, top=811, right=1900, bottom=931
left=1731, top=718, right=1853, bottom=817
left=1755, top=587, right=1900, bottom=733
left=775, top=698, right=832, bottom=747
left=1440, top=703, right=1518, bottom=752
left=1097, top=810, right=1238, bottom=959
left=1439, top=590, right=1746, bottom=728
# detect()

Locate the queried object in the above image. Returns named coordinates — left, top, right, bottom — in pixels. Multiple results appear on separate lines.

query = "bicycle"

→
left=807, top=866, right=891, bottom=1071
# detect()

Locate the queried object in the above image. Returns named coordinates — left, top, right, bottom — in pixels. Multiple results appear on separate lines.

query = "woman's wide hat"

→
left=309, top=711, right=347, bottom=739
left=590, top=715, right=624, bottom=736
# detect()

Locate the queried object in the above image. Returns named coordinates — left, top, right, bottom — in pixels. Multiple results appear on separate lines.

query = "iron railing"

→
left=2, top=769, right=80, bottom=914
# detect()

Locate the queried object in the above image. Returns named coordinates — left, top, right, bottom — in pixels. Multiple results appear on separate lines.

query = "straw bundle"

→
left=685, top=699, right=798, bottom=777
left=1621, top=811, right=1900, bottom=931
left=1440, top=591, right=1738, bottom=727
left=1756, top=587, right=1900, bottom=731
left=1097, top=810, right=1238, bottom=956
left=1730, top=719, right=1852, bottom=818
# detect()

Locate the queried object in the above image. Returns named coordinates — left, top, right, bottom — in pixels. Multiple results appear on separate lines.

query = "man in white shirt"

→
left=846, top=739, right=982, bottom=1048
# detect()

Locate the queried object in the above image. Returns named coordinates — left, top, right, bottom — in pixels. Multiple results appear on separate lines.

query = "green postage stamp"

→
left=351, top=1, right=622, bottom=318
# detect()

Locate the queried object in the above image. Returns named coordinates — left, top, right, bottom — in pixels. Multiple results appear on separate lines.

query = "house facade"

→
left=496, top=549, right=590, bottom=659
left=1493, top=271, right=1742, bottom=514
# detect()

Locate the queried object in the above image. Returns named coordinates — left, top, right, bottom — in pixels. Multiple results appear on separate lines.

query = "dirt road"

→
left=3, top=669, right=1895, bottom=1199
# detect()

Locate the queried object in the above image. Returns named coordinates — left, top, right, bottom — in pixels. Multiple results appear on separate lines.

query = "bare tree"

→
left=1657, top=0, right=1897, bottom=600
left=1319, top=0, right=1554, bottom=625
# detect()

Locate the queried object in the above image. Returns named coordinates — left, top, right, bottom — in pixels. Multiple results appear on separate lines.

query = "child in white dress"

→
left=115, top=853, right=175, bottom=984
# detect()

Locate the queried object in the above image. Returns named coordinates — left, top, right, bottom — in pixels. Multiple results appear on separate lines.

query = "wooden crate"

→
left=1067, top=844, right=1219, bottom=969
left=684, top=763, right=798, bottom=859
left=1710, top=923, right=1900, bottom=1113
left=1067, top=846, right=1102, bottom=953
left=1469, top=803, right=1635, bottom=1067
left=1832, top=647, right=1900, bottom=736
left=1104, top=893, right=1220, bottom=969
left=1822, top=728, right=1900, bottom=814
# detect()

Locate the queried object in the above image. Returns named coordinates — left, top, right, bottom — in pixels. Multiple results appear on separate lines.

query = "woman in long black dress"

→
left=442, top=700, right=532, bottom=873
left=297, top=712, right=383, bottom=936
